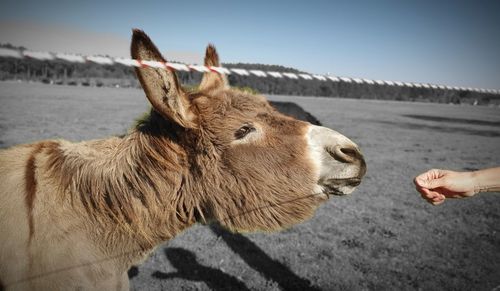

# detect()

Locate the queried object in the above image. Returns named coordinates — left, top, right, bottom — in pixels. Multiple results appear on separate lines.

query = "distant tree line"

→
left=222, top=63, right=499, bottom=105
left=0, top=43, right=498, bottom=105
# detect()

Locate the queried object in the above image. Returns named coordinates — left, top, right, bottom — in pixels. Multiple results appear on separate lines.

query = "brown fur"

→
left=24, top=144, right=42, bottom=243
left=0, top=30, right=347, bottom=290
left=24, top=141, right=58, bottom=244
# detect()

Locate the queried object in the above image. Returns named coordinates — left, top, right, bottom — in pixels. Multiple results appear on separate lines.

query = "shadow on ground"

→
left=402, top=114, right=500, bottom=127
left=152, top=247, right=250, bottom=291
left=372, top=119, right=500, bottom=137
left=209, top=224, right=321, bottom=290
left=143, top=224, right=321, bottom=290
left=269, top=101, right=322, bottom=126
left=140, top=225, right=321, bottom=291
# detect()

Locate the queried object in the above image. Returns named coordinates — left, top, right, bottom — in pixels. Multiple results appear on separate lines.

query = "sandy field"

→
left=1, top=81, right=499, bottom=290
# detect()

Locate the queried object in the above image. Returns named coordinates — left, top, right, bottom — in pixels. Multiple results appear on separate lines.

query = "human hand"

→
left=413, top=169, right=477, bottom=205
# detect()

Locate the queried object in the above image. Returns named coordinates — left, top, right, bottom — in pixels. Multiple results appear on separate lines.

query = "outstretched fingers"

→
left=414, top=169, right=447, bottom=189
left=417, top=186, right=445, bottom=205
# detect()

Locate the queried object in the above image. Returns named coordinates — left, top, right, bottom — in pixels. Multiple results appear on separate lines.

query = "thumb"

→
left=415, top=176, right=446, bottom=189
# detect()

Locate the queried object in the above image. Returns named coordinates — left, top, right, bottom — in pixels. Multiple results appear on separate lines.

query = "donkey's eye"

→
left=234, top=124, right=256, bottom=140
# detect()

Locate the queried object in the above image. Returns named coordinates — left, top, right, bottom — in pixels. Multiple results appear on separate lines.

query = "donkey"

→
left=0, top=30, right=366, bottom=290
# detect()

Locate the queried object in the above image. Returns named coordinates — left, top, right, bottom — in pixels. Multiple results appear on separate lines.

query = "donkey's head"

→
left=131, top=30, right=366, bottom=233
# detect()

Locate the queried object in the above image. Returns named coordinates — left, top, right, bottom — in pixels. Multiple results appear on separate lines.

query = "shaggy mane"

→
left=45, top=115, right=203, bottom=247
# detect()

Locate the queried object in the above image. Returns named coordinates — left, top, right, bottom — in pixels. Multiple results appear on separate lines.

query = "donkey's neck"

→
left=49, top=116, right=199, bottom=255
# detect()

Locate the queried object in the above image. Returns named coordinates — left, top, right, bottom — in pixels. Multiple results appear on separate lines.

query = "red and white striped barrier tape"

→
left=0, top=47, right=498, bottom=94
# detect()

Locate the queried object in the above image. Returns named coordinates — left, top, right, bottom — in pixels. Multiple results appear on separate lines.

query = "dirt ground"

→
left=1, top=81, right=499, bottom=290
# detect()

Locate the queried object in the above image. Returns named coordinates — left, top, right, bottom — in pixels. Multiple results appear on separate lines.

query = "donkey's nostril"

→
left=340, top=147, right=357, bottom=158
left=328, top=145, right=360, bottom=163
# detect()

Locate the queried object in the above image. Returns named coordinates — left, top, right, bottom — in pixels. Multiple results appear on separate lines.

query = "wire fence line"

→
left=1, top=47, right=499, bottom=95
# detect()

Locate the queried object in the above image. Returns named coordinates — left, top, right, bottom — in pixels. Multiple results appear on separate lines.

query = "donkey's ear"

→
left=131, top=29, right=196, bottom=128
left=199, top=44, right=229, bottom=92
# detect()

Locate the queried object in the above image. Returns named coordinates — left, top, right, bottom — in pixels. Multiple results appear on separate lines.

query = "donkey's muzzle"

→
left=307, top=125, right=366, bottom=196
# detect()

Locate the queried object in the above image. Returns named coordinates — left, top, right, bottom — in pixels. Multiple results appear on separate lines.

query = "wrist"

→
left=470, top=171, right=482, bottom=194
left=471, top=168, right=500, bottom=193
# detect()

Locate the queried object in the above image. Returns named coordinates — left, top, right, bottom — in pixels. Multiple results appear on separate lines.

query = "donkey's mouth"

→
left=321, top=177, right=362, bottom=196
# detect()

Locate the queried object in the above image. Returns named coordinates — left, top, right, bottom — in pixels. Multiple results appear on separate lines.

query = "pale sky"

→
left=1, top=0, right=499, bottom=89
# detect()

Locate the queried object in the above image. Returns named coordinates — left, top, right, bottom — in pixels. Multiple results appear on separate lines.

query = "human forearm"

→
left=472, top=167, right=500, bottom=193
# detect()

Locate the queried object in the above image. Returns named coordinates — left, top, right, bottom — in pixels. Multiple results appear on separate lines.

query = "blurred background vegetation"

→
left=1, top=44, right=498, bottom=106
